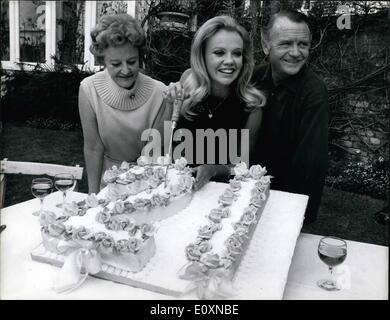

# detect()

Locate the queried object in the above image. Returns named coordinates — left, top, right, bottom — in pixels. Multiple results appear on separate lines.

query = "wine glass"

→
left=54, top=173, right=75, bottom=208
left=31, top=177, right=53, bottom=216
left=317, top=236, right=347, bottom=291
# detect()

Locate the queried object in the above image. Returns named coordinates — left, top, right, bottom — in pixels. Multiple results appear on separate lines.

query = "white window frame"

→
left=1, top=1, right=138, bottom=72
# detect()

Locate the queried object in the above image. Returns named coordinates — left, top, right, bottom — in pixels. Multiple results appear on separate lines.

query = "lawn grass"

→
left=1, top=122, right=388, bottom=246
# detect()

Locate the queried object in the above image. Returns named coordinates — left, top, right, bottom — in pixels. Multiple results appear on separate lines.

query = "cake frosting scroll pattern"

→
left=178, top=162, right=271, bottom=299
left=37, top=156, right=194, bottom=291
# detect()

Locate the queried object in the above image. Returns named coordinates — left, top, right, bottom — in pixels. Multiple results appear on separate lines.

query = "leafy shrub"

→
left=326, top=157, right=390, bottom=199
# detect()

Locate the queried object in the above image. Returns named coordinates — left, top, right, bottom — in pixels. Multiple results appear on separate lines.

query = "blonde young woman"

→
left=79, top=14, right=171, bottom=194
left=166, top=16, right=266, bottom=190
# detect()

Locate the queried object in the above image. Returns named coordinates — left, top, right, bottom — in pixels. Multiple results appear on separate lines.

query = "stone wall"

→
left=331, top=93, right=389, bottom=162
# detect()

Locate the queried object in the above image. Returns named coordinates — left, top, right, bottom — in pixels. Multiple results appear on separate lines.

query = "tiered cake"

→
left=32, top=158, right=273, bottom=298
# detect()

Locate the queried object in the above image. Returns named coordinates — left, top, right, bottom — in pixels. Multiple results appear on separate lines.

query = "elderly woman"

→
left=167, top=16, right=266, bottom=190
left=79, top=14, right=170, bottom=194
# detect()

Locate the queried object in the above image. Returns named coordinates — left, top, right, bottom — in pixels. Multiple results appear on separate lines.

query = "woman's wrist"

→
left=212, top=164, right=231, bottom=182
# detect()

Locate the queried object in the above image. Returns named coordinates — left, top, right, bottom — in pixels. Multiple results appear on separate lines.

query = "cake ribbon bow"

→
left=53, top=239, right=102, bottom=294
left=178, top=262, right=235, bottom=300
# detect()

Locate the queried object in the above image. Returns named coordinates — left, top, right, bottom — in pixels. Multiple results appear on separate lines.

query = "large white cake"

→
left=30, top=158, right=303, bottom=299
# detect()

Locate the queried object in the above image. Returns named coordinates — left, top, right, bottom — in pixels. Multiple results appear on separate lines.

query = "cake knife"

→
left=164, top=88, right=183, bottom=187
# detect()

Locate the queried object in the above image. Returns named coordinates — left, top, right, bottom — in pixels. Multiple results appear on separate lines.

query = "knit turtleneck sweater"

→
left=78, top=69, right=169, bottom=169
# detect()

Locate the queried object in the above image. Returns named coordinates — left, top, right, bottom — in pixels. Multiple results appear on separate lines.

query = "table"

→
left=1, top=191, right=388, bottom=300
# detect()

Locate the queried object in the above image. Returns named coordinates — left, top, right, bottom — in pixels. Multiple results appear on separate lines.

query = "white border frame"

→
left=1, top=1, right=138, bottom=72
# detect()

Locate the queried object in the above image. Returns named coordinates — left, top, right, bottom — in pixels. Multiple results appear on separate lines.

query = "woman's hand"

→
left=192, top=164, right=231, bottom=191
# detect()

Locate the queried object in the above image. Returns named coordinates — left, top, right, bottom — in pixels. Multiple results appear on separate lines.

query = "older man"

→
left=252, top=10, right=329, bottom=223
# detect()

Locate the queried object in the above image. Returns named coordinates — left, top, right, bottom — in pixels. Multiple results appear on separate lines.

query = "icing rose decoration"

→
left=169, top=183, right=182, bottom=196
left=96, top=210, right=111, bottom=224
left=185, top=244, right=202, bottom=261
left=157, top=155, right=170, bottom=166
left=113, top=200, right=125, bottom=214
left=120, top=161, right=130, bottom=171
left=174, top=157, right=188, bottom=171
left=246, top=205, right=258, bottom=216
left=147, top=177, right=161, bottom=189
left=102, top=169, right=119, bottom=183
left=77, top=199, right=86, bottom=207
left=241, top=208, right=257, bottom=225
left=98, top=198, right=109, bottom=206
left=218, top=188, right=236, bottom=206
left=198, top=223, right=222, bottom=240
left=115, top=239, right=130, bottom=253
left=149, top=194, right=164, bottom=207
left=128, top=225, right=139, bottom=237
left=133, top=198, right=151, bottom=211
left=127, top=181, right=142, bottom=195
left=200, top=253, right=221, bottom=269
left=233, top=162, right=249, bottom=177
left=137, top=156, right=151, bottom=166
left=123, top=201, right=136, bottom=213
left=229, top=179, right=242, bottom=192
left=124, top=218, right=136, bottom=233
left=64, top=225, right=74, bottom=240
left=140, top=223, right=154, bottom=238
left=99, top=235, right=115, bottom=253
left=94, top=232, right=108, bottom=242
left=196, top=240, right=212, bottom=253
left=221, top=207, right=231, bottom=218
left=254, top=181, right=268, bottom=193
left=249, top=165, right=267, bottom=180
left=123, top=171, right=136, bottom=183
left=128, top=238, right=141, bottom=253
left=134, top=172, right=144, bottom=180
left=144, top=166, right=154, bottom=178
left=208, top=208, right=225, bottom=223
left=178, top=175, right=194, bottom=192
left=85, top=193, right=99, bottom=208
left=250, top=193, right=266, bottom=208
left=47, top=221, right=66, bottom=237
left=109, top=215, right=131, bottom=231
left=233, top=222, right=249, bottom=237
left=72, top=226, right=92, bottom=241
left=153, top=167, right=166, bottom=180
left=63, top=201, right=80, bottom=216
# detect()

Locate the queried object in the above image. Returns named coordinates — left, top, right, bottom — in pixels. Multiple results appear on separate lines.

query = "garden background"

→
left=1, top=0, right=389, bottom=245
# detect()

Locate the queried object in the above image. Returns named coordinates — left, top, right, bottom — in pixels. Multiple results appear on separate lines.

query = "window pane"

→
left=19, top=0, right=46, bottom=63
left=0, top=0, right=10, bottom=61
left=56, top=0, right=85, bottom=64
left=94, top=1, right=128, bottom=66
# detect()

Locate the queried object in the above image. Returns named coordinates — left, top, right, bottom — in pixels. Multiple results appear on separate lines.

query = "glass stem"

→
left=63, top=191, right=66, bottom=206
left=40, top=198, right=44, bottom=213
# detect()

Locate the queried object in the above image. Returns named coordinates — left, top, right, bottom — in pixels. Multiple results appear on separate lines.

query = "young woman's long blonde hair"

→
left=181, top=15, right=266, bottom=120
